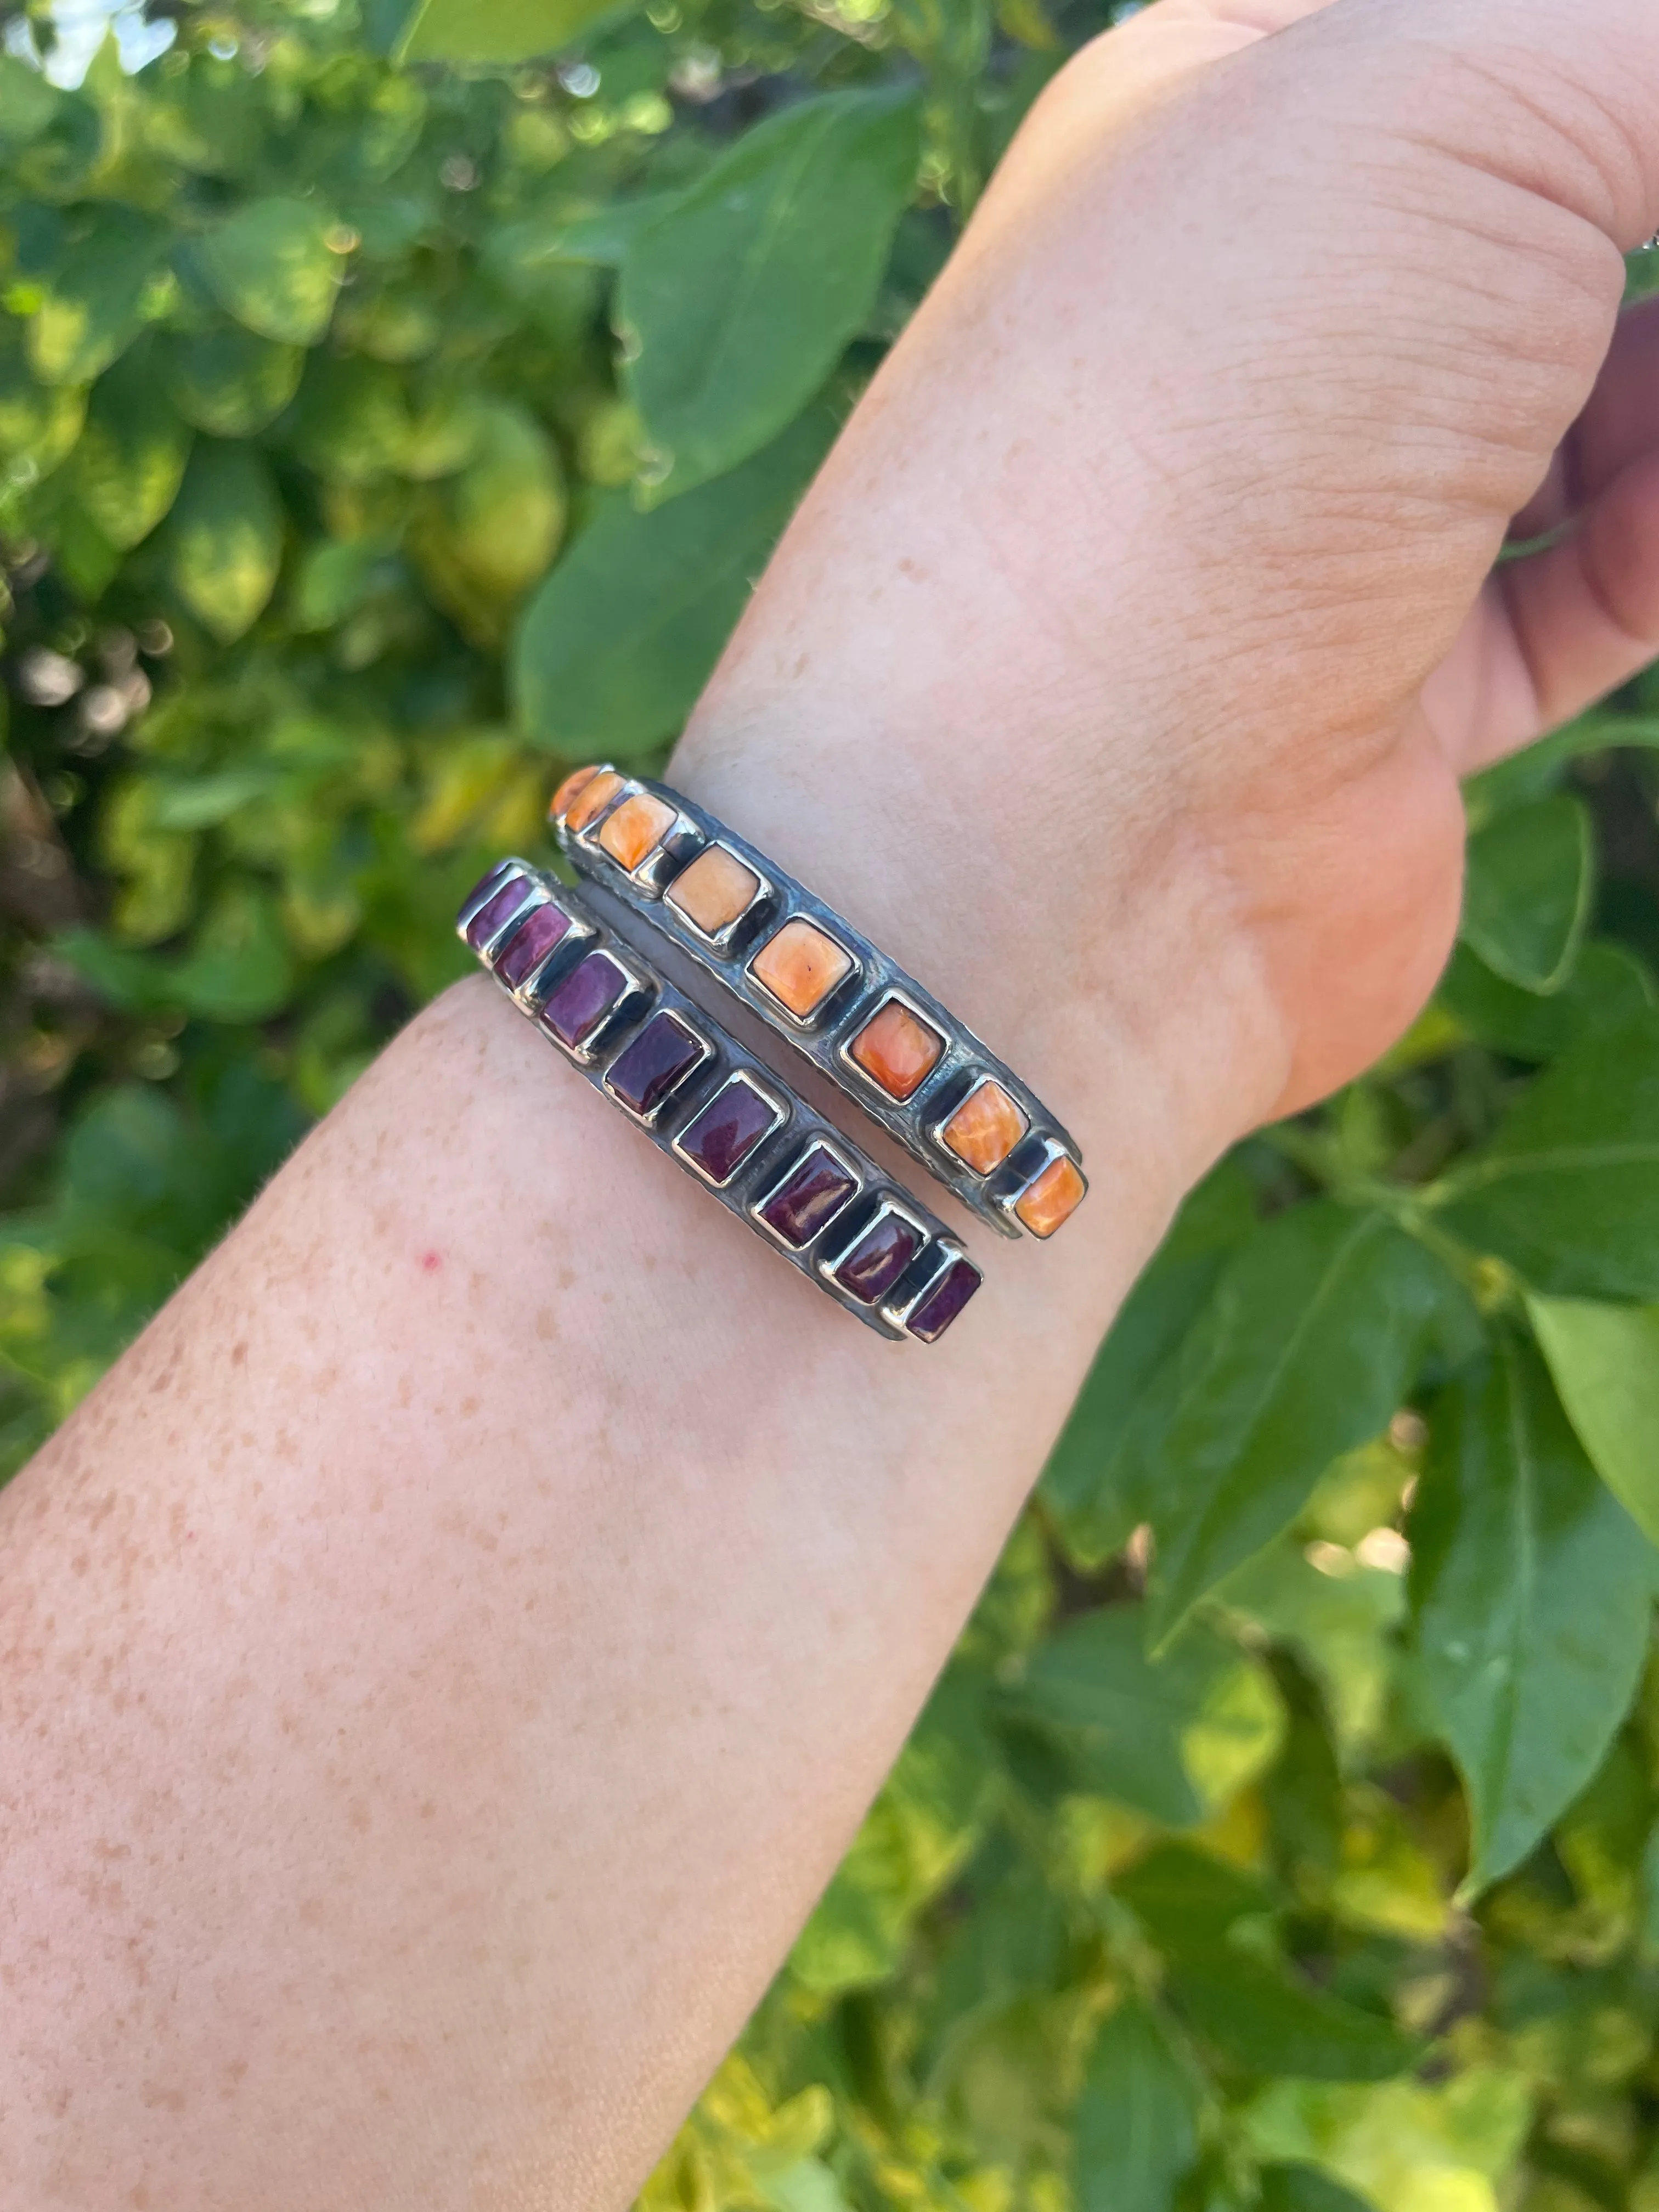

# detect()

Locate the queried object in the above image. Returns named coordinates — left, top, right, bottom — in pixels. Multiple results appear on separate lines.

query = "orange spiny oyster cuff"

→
left=549, top=767, right=1086, bottom=1245
left=456, top=859, right=981, bottom=1344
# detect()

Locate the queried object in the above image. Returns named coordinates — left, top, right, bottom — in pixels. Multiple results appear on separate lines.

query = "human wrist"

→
left=668, top=686, right=1288, bottom=1236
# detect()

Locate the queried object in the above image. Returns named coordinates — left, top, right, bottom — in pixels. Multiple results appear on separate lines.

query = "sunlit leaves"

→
left=1042, top=1159, right=1255, bottom=1569
left=197, top=197, right=345, bottom=348
left=1410, top=1336, right=1654, bottom=1891
left=619, top=90, right=921, bottom=500
left=398, top=0, right=638, bottom=63
left=162, top=442, right=284, bottom=641
left=168, top=884, right=296, bottom=1023
left=1529, top=1294, right=1659, bottom=1548
left=165, top=328, right=304, bottom=438
left=72, top=346, right=191, bottom=549
left=0, top=337, right=86, bottom=474
left=1146, top=1205, right=1468, bottom=1646
left=409, top=401, right=566, bottom=644
left=1460, top=795, right=1593, bottom=994
left=1075, top=2001, right=1198, bottom=2212
left=1259, top=2164, right=1388, bottom=2212
left=1168, top=1954, right=1419, bottom=2083
left=26, top=207, right=169, bottom=386
left=997, top=1608, right=1284, bottom=1827
left=1434, top=1014, right=1659, bottom=1300
left=512, top=402, right=837, bottom=755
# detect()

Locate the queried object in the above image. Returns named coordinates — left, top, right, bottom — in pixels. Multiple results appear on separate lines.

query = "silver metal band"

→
left=552, top=769, right=1085, bottom=1241
left=457, top=859, right=982, bottom=1345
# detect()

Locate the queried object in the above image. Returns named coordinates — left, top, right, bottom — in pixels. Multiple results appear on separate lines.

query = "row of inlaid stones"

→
left=463, top=862, right=979, bottom=1342
left=552, top=765, right=1085, bottom=1240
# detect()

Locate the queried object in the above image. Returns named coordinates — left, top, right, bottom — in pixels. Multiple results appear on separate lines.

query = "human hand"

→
left=681, top=0, right=1659, bottom=1139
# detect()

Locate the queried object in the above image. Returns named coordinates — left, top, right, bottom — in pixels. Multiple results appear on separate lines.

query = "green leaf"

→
left=72, top=347, right=191, bottom=550
left=511, top=400, right=837, bottom=757
left=289, top=353, right=413, bottom=482
left=1409, top=1335, right=1654, bottom=1891
left=164, top=327, right=304, bottom=437
left=423, top=401, right=563, bottom=590
left=1258, top=2163, right=1378, bottom=2212
left=996, top=1609, right=1283, bottom=1827
left=511, top=194, right=684, bottom=269
left=1459, top=795, right=1593, bottom=994
left=398, top=0, right=637, bottom=61
left=1219, top=1543, right=1404, bottom=1763
left=1168, top=1953, right=1419, bottom=2083
left=1528, top=1293, right=1659, bottom=1548
left=1075, top=2000, right=1199, bottom=2212
left=790, top=1670, right=992, bottom=1997
left=163, top=442, right=285, bottom=642
left=167, top=884, right=296, bottom=1023
left=1147, top=1205, right=1468, bottom=1647
left=1112, top=1839, right=1274, bottom=1955
left=197, top=197, right=343, bottom=347
left=620, top=91, right=918, bottom=500
left=1465, top=710, right=1659, bottom=820
left=27, top=208, right=168, bottom=386
left=1042, top=1159, right=1256, bottom=1568
left=0, top=341, right=86, bottom=474
left=1437, top=938, right=1655, bottom=1064
left=1434, top=1014, right=1659, bottom=1300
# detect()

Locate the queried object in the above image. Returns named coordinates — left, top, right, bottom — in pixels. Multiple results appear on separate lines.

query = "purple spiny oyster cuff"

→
left=457, top=860, right=980, bottom=1345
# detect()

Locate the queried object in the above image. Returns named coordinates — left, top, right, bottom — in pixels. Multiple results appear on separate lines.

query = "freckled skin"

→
left=8, top=1, right=1659, bottom=2204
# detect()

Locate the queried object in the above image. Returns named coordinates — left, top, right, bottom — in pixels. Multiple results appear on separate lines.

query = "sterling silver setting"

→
left=551, top=770, right=1085, bottom=1239
left=457, top=859, right=980, bottom=1343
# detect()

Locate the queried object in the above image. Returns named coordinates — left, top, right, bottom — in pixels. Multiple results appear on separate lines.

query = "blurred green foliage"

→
left=5, top=3, right=1659, bottom=2209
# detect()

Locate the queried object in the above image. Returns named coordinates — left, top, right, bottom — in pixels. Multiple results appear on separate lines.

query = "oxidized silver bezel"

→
left=924, top=1070, right=1031, bottom=1177
left=601, top=1008, right=714, bottom=1127
left=743, top=914, right=862, bottom=1035
left=504, top=896, right=598, bottom=1014
left=748, top=1136, right=866, bottom=1255
left=816, top=1194, right=934, bottom=1305
left=880, top=1238, right=978, bottom=1338
left=554, top=778, right=1082, bottom=1240
left=662, top=839, right=777, bottom=955
left=455, top=859, right=540, bottom=960
left=456, top=865, right=964, bottom=1341
left=567, top=772, right=703, bottom=901
left=670, top=1070, right=789, bottom=1188
left=990, top=1135, right=1088, bottom=1235
left=837, top=986, right=949, bottom=1106
left=538, top=945, right=653, bottom=1069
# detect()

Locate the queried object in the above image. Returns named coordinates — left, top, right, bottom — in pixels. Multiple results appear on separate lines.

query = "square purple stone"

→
left=677, top=1076, right=782, bottom=1186
left=905, top=1257, right=981, bottom=1342
left=463, top=870, right=531, bottom=952
left=540, top=952, right=629, bottom=1049
left=757, top=1144, right=859, bottom=1248
left=830, top=1209, right=924, bottom=1304
left=496, top=899, right=571, bottom=989
left=606, top=1012, right=707, bottom=1118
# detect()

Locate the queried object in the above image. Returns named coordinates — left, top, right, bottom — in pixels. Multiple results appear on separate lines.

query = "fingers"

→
left=1511, top=294, right=1659, bottom=538
left=1425, top=444, right=1659, bottom=772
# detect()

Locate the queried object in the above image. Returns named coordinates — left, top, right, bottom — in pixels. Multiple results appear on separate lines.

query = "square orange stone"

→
left=749, top=917, right=854, bottom=1018
left=849, top=997, right=945, bottom=1102
left=551, top=763, right=601, bottom=821
left=1015, top=1154, right=1087, bottom=1239
left=565, top=768, right=623, bottom=833
left=598, top=791, right=678, bottom=872
left=941, top=1078, right=1028, bottom=1173
left=667, top=844, right=761, bottom=936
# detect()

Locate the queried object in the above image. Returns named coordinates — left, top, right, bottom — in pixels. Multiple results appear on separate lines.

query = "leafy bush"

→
left=4, top=4, right=1659, bottom=2209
